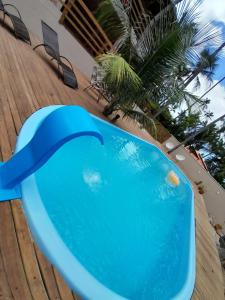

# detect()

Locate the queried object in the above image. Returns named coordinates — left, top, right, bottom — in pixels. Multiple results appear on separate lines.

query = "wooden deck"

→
left=0, top=21, right=224, bottom=300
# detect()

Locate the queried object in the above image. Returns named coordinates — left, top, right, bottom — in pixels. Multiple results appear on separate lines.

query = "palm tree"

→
left=152, top=48, right=220, bottom=119
left=174, top=98, right=210, bottom=122
left=174, top=74, right=225, bottom=120
left=95, top=0, right=221, bottom=133
left=183, top=42, right=225, bottom=88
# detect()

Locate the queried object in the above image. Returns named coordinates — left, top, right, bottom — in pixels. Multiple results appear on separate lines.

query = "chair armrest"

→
left=33, top=43, right=60, bottom=61
left=4, top=4, right=22, bottom=19
left=59, top=55, right=74, bottom=72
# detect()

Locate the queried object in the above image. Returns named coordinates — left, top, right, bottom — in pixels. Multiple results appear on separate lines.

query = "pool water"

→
left=33, top=117, right=194, bottom=300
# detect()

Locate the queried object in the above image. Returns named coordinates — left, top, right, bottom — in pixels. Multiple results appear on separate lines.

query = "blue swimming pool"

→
left=18, top=106, right=195, bottom=300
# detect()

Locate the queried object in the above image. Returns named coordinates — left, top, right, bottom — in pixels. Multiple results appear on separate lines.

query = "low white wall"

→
left=9, top=0, right=96, bottom=77
left=164, top=136, right=225, bottom=233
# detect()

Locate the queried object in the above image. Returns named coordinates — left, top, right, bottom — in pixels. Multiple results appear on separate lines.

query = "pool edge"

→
left=17, top=105, right=196, bottom=300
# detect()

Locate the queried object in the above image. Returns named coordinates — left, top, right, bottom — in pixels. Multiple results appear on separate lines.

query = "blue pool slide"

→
left=0, top=106, right=103, bottom=201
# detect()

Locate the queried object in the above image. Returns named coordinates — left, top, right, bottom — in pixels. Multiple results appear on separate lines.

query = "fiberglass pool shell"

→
left=17, top=105, right=195, bottom=300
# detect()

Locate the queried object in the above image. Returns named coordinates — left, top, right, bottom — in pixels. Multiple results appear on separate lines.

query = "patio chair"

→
left=83, top=66, right=104, bottom=102
left=33, top=21, right=78, bottom=89
left=84, top=66, right=113, bottom=103
left=0, top=0, right=31, bottom=44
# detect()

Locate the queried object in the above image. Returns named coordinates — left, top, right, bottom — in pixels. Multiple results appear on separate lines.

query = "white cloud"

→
left=199, top=0, right=225, bottom=24
left=173, top=0, right=225, bottom=120
left=187, top=74, right=225, bottom=120
left=192, top=0, right=225, bottom=120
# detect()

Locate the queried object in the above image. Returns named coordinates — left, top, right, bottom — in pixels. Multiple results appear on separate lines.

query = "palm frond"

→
left=95, top=0, right=126, bottom=43
left=193, top=75, right=201, bottom=90
left=96, top=53, right=142, bottom=89
left=95, top=0, right=138, bottom=61
left=183, top=90, right=205, bottom=108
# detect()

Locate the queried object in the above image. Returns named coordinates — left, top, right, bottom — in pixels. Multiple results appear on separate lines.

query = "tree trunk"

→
left=153, top=97, right=173, bottom=118
left=174, top=75, right=225, bottom=120
left=202, top=152, right=213, bottom=159
left=174, top=110, right=186, bottom=121
left=168, top=113, right=225, bottom=153
left=199, top=75, right=225, bottom=99
left=183, top=42, right=225, bottom=88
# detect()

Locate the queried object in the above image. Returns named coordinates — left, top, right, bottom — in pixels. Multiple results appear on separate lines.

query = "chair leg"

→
left=49, top=57, right=61, bottom=78
left=3, top=12, right=5, bottom=24
left=57, top=62, right=61, bottom=79
left=97, top=93, right=102, bottom=103
left=83, top=85, right=92, bottom=92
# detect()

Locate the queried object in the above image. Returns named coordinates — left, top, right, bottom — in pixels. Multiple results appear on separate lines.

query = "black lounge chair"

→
left=33, top=21, right=78, bottom=89
left=0, top=0, right=31, bottom=44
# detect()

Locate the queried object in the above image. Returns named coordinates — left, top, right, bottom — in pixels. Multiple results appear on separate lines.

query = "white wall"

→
left=164, top=136, right=225, bottom=232
left=9, top=0, right=96, bottom=77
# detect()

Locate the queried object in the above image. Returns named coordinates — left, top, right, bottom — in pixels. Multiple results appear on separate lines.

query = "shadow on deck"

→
left=0, top=20, right=224, bottom=300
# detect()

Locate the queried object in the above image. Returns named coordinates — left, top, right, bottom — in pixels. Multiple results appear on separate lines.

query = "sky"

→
left=186, top=0, right=225, bottom=120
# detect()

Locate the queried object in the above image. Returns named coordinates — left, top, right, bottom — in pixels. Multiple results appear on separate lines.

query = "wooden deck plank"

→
left=0, top=94, right=50, bottom=300
left=0, top=246, right=13, bottom=300
left=0, top=20, right=224, bottom=300
left=12, top=201, right=50, bottom=300
left=53, top=269, right=76, bottom=300
left=0, top=200, right=32, bottom=300
left=0, top=148, right=13, bottom=300
left=0, top=32, right=52, bottom=300
left=34, top=247, right=62, bottom=300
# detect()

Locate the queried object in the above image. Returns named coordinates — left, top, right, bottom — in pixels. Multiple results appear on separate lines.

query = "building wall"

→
left=164, top=136, right=225, bottom=233
left=9, top=0, right=96, bottom=78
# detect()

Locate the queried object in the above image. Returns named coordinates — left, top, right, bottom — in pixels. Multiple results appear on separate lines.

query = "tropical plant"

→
left=95, top=0, right=221, bottom=131
left=189, top=120, right=225, bottom=188
left=173, top=98, right=211, bottom=122
left=152, top=46, right=221, bottom=118
left=183, top=42, right=225, bottom=88
left=157, top=105, right=225, bottom=187
left=96, top=53, right=157, bottom=136
left=173, top=74, right=225, bottom=121
left=183, top=48, right=219, bottom=89
left=163, top=111, right=205, bottom=141
left=168, top=113, right=225, bottom=153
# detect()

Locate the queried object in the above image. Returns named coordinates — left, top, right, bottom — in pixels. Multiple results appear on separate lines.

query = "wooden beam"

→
left=64, top=14, right=99, bottom=55
left=70, top=1, right=110, bottom=52
left=59, top=0, right=72, bottom=24
left=76, top=0, right=113, bottom=49
left=62, top=1, right=103, bottom=53
left=59, top=0, right=113, bottom=56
